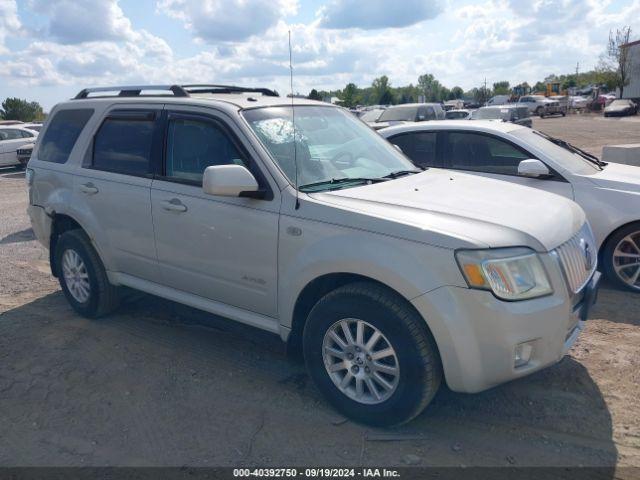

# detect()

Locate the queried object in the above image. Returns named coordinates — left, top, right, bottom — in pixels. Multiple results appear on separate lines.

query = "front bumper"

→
left=411, top=269, right=600, bottom=394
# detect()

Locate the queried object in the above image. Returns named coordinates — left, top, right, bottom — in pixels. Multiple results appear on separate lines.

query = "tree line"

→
left=0, top=98, right=46, bottom=122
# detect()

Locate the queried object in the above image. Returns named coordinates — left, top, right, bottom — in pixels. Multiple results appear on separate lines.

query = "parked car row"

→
left=0, top=125, right=39, bottom=169
left=24, top=83, right=635, bottom=428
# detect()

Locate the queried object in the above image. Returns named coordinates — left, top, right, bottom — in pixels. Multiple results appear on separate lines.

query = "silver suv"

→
left=27, top=84, right=599, bottom=426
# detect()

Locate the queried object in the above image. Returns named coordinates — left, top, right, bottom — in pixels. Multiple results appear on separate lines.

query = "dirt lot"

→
left=0, top=114, right=639, bottom=471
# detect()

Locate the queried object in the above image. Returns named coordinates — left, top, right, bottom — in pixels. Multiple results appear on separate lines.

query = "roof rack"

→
left=182, top=84, right=279, bottom=97
left=73, top=85, right=189, bottom=99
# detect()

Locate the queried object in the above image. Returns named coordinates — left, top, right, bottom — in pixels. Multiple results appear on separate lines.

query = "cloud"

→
left=157, top=0, right=298, bottom=42
left=30, top=0, right=134, bottom=44
left=0, top=0, right=21, bottom=54
left=318, top=0, right=442, bottom=30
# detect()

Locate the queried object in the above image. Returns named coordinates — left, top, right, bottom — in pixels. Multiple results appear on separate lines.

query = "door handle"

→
left=79, top=183, right=99, bottom=195
left=161, top=198, right=187, bottom=213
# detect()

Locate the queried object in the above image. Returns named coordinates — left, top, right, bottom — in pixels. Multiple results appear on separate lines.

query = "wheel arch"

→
left=48, top=212, right=91, bottom=277
left=286, top=273, right=441, bottom=363
left=598, top=219, right=640, bottom=264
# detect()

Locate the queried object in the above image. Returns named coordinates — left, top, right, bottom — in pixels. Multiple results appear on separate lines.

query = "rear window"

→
left=38, top=109, right=94, bottom=163
left=92, top=116, right=155, bottom=176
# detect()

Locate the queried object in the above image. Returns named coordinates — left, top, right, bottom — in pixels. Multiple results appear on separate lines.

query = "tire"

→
left=303, top=282, right=442, bottom=426
left=54, top=229, right=120, bottom=318
left=601, top=222, right=640, bottom=293
left=536, top=106, right=544, bottom=116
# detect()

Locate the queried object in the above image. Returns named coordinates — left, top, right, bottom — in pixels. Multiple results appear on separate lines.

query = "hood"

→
left=605, top=104, right=633, bottom=112
left=311, top=169, right=585, bottom=252
left=587, top=162, right=640, bottom=192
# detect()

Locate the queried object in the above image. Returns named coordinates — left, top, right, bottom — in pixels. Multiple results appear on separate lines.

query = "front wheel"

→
left=303, top=282, right=442, bottom=426
left=602, top=223, right=640, bottom=292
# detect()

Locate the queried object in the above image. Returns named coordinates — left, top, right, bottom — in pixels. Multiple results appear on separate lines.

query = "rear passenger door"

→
left=150, top=109, right=279, bottom=318
left=442, top=131, right=573, bottom=198
left=75, top=107, right=163, bottom=281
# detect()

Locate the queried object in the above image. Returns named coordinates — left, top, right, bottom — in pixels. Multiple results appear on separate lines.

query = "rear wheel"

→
left=303, top=282, right=441, bottom=426
left=536, top=106, right=544, bottom=116
left=54, top=230, right=120, bottom=317
left=602, top=223, right=640, bottom=292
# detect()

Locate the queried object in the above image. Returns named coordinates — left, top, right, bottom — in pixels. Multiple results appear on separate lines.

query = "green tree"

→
left=450, top=86, right=464, bottom=99
left=307, top=89, right=322, bottom=101
left=372, top=76, right=394, bottom=104
left=603, top=26, right=634, bottom=97
left=418, top=73, right=442, bottom=102
left=341, top=83, right=360, bottom=108
left=0, top=98, right=45, bottom=121
left=492, top=81, right=510, bottom=95
left=532, top=81, right=546, bottom=93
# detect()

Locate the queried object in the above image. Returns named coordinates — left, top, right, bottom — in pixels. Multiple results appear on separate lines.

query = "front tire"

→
left=54, top=230, right=120, bottom=317
left=602, top=223, right=640, bottom=292
left=303, top=282, right=441, bottom=426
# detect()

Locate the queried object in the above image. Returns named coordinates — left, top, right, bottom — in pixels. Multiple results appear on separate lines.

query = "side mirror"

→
left=202, top=164, right=261, bottom=197
left=518, top=159, right=551, bottom=178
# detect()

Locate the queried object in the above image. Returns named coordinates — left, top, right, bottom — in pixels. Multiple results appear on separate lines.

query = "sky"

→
left=1, top=0, right=639, bottom=111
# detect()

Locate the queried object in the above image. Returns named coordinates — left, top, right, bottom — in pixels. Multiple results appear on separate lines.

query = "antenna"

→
left=289, top=30, right=300, bottom=210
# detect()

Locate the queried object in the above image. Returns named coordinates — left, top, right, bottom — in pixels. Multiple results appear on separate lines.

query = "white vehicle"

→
left=381, top=120, right=640, bottom=292
left=517, top=95, right=556, bottom=116
left=27, top=85, right=598, bottom=426
left=486, top=95, right=510, bottom=106
left=445, top=109, right=472, bottom=120
left=0, top=126, right=38, bottom=168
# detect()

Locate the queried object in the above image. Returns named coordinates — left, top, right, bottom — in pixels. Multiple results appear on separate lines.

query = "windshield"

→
left=242, top=106, right=418, bottom=191
left=359, top=109, right=384, bottom=122
left=511, top=128, right=601, bottom=175
left=476, top=108, right=507, bottom=120
left=377, top=106, right=418, bottom=122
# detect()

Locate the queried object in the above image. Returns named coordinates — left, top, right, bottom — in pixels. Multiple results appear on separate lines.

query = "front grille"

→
left=553, top=223, right=597, bottom=294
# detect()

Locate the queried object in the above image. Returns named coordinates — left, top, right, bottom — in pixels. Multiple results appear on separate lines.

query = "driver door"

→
left=442, top=131, right=574, bottom=199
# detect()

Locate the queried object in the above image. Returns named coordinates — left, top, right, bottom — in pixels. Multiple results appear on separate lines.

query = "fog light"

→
left=514, top=342, right=534, bottom=368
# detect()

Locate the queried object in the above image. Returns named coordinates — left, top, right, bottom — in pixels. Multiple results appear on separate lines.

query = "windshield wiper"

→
left=535, top=131, right=607, bottom=169
left=299, top=177, right=389, bottom=192
left=382, top=168, right=424, bottom=179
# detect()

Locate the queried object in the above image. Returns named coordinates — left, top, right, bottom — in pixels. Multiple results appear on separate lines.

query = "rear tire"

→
left=601, top=222, right=640, bottom=292
left=54, top=230, right=120, bottom=318
left=303, top=282, right=441, bottom=426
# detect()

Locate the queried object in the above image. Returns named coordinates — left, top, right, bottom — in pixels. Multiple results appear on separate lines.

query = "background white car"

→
left=381, top=120, right=640, bottom=292
left=0, top=126, right=39, bottom=168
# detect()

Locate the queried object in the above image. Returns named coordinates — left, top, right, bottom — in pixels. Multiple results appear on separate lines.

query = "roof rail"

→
left=73, top=85, right=189, bottom=99
left=182, top=84, right=279, bottom=97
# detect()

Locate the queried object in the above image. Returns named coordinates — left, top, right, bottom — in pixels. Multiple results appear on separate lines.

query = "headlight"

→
left=455, top=247, right=553, bottom=301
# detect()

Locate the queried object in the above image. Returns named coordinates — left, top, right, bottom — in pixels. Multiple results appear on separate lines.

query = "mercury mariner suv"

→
left=27, top=85, right=600, bottom=426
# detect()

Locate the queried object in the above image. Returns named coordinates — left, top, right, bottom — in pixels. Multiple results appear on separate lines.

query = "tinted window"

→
left=378, top=106, right=418, bottom=122
left=446, top=132, right=529, bottom=175
left=39, top=109, right=93, bottom=163
left=390, top=132, right=438, bottom=167
left=166, top=118, right=246, bottom=183
left=1, top=129, right=22, bottom=140
left=20, top=130, right=35, bottom=138
left=93, top=117, right=154, bottom=175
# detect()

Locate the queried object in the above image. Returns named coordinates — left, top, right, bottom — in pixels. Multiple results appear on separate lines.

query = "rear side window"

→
left=39, top=109, right=94, bottom=163
left=92, top=115, right=155, bottom=176
left=390, top=132, right=438, bottom=168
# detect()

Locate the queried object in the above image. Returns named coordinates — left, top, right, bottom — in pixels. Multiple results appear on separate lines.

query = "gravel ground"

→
left=0, top=114, right=639, bottom=470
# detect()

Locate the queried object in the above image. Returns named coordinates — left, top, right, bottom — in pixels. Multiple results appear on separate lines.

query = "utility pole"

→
left=575, top=62, right=579, bottom=77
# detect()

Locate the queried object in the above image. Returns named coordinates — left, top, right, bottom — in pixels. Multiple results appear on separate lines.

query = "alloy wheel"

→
left=612, top=232, right=640, bottom=290
left=62, top=249, right=91, bottom=303
left=322, top=318, right=400, bottom=405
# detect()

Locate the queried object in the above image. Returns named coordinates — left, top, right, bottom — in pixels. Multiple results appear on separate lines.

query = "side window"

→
left=165, top=117, right=246, bottom=183
left=92, top=115, right=155, bottom=176
left=0, top=130, right=7, bottom=141
left=20, top=130, right=35, bottom=138
left=390, top=132, right=438, bottom=168
left=39, top=109, right=94, bottom=164
left=446, top=132, right=530, bottom=175
left=3, top=129, right=22, bottom=140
